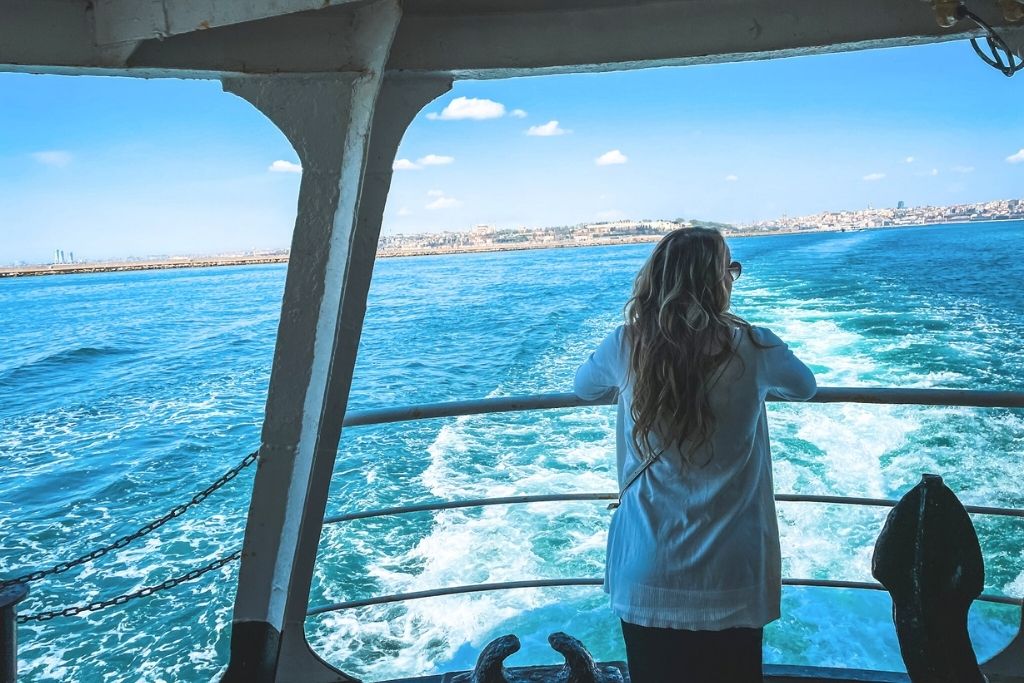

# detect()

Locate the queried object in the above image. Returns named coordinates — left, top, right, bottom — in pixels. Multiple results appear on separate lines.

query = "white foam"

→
left=796, top=405, right=919, bottom=498
left=1004, top=564, right=1024, bottom=598
left=308, top=317, right=628, bottom=678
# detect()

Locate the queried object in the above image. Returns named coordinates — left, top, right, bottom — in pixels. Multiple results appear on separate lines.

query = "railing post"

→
left=0, top=584, right=28, bottom=683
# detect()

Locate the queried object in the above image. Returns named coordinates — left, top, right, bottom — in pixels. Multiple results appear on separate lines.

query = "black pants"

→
left=620, top=620, right=763, bottom=683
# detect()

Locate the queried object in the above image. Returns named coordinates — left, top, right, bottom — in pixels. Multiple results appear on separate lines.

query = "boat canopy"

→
left=3, top=0, right=1023, bottom=78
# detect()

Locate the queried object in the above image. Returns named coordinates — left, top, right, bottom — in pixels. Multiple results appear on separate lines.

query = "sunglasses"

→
left=727, top=260, right=743, bottom=282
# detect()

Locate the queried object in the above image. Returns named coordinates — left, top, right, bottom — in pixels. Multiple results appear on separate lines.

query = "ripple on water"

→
left=3, top=224, right=1024, bottom=680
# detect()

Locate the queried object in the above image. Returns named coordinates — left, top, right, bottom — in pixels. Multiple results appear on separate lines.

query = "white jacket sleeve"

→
left=574, top=326, right=625, bottom=400
left=756, top=327, right=817, bottom=401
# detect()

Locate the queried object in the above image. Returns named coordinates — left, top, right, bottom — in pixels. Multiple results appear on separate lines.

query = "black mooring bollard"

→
left=0, top=583, right=28, bottom=683
left=872, top=473, right=985, bottom=683
left=450, top=632, right=624, bottom=683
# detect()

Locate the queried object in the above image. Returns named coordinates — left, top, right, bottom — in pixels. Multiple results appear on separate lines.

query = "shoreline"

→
left=2, top=218, right=1018, bottom=278
left=0, top=254, right=289, bottom=279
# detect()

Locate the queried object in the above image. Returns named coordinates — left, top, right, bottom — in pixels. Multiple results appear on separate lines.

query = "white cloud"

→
left=862, top=172, right=886, bottom=181
left=724, top=174, right=739, bottom=182
left=526, top=120, right=570, bottom=136
left=951, top=165, right=975, bottom=173
left=425, top=189, right=461, bottom=209
left=268, top=160, right=302, bottom=173
left=596, top=149, right=628, bottom=166
left=393, top=158, right=421, bottom=171
left=510, top=109, right=528, bottom=118
left=1006, top=149, right=1024, bottom=164
left=417, top=154, right=455, bottom=166
left=916, top=168, right=939, bottom=177
left=32, top=150, right=72, bottom=167
left=426, top=195, right=463, bottom=210
left=426, top=96, right=506, bottom=121
left=904, top=156, right=915, bottom=163
left=397, top=207, right=413, bottom=216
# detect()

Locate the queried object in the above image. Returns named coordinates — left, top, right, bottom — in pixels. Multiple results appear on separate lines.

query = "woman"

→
left=574, top=227, right=816, bottom=682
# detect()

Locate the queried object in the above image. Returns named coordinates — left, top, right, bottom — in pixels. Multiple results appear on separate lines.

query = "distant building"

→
left=897, top=200, right=905, bottom=210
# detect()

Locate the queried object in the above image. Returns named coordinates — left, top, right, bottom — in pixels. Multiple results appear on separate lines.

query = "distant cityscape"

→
left=376, top=197, right=1023, bottom=257
left=745, top=197, right=1023, bottom=233
left=10, top=197, right=1023, bottom=277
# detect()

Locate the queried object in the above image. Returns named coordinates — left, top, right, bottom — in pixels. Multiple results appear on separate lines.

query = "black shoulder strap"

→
left=607, top=453, right=660, bottom=510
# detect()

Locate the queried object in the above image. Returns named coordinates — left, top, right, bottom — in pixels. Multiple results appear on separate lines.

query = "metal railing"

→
left=340, top=387, right=1024, bottom=428
left=308, top=577, right=1023, bottom=617
left=311, top=387, right=1024, bottom=617
left=324, top=491, right=1024, bottom=525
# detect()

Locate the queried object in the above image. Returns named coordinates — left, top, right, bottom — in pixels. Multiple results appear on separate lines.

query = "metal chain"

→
left=16, top=550, right=242, bottom=623
left=1, top=449, right=258, bottom=589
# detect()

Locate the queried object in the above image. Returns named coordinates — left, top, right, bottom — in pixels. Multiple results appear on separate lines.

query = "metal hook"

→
left=956, top=4, right=1023, bottom=77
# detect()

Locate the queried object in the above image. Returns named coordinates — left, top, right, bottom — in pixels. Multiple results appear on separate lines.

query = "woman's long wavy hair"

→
left=626, top=227, right=751, bottom=464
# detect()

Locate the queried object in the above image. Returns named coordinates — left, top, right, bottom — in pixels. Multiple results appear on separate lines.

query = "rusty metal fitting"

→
left=926, top=0, right=962, bottom=27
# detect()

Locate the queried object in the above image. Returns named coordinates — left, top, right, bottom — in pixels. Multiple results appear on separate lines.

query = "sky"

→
left=0, top=40, right=1022, bottom=264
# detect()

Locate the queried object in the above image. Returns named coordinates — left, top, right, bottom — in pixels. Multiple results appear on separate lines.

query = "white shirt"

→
left=574, top=325, right=816, bottom=630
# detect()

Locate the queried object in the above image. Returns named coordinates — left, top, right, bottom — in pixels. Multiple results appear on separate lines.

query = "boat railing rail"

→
left=4, top=387, right=1023, bottom=678
left=309, top=387, right=1024, bottom=644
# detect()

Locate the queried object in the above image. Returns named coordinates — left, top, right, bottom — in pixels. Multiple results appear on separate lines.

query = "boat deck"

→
left=382, top=663, right=913, bottom=682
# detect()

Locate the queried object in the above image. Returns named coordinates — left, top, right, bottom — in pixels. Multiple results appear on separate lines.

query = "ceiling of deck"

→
left=1, top=0, right=1021, bottom=79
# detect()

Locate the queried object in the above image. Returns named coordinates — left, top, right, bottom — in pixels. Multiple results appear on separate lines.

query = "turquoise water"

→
left=2, top=221, right=1023, bottom=681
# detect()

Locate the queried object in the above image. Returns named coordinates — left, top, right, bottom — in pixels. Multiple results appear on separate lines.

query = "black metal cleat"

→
left=872, top=473, right=986, bottom=683
left=549, top=632, right=623, bottom=683
left=449, top=632, right=624, bottom=683
left=452, top=634, right=521, bottom=683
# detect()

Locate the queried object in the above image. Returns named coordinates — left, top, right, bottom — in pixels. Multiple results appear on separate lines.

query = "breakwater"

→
left=0, top=254, right=289, bottom=278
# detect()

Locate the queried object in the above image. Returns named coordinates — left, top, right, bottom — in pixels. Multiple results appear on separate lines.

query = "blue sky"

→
left=1, top=40, right=1022, bottom=264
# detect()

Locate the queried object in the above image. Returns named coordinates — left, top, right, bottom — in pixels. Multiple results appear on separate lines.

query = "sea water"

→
left=1, top=221, right=1022, bottom=681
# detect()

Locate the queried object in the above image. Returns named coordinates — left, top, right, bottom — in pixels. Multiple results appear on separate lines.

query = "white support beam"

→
left=0, top=0, right=145, bottom=75
left=128, top=7, right=405, bottom=75
left=92, top=0, right=362, bottom=45
left=0, top=0, right=101, bottom=72
left=274, top=75, right=453, bottom=681
left=218, top=1, right=405, bottom=680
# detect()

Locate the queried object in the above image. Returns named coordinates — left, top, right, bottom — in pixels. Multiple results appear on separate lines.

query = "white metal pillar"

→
left=216, top=2, right=450, bottom=680
left=273, top=74, right=452, bottom=682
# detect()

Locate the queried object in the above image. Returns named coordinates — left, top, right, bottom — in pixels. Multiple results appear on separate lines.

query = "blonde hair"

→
left=626, top=227, right=752, bottom=464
